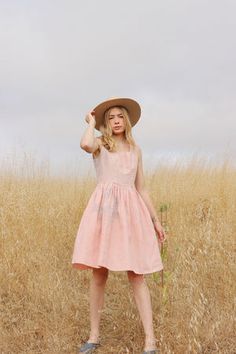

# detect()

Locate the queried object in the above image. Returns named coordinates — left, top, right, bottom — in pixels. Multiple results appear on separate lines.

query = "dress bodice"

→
left=93, top=144, right=138, bottom=186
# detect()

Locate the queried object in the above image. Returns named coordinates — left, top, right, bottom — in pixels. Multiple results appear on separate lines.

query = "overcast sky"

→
left=1, top=0, right=236, bottom=177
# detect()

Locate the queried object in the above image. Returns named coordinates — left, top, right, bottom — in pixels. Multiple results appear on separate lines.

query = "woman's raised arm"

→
left=80, top=110, right=99, bottom=153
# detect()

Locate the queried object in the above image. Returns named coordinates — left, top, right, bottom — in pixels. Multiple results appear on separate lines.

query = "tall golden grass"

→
left=0, top=154, right=235, bottom=353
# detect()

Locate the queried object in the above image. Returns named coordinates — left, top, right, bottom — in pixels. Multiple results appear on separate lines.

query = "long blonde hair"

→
left=93, top=106, right=137, bottom=158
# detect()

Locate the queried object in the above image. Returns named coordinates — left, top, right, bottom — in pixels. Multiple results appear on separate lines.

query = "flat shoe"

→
left=142, top=350, right=160, bottom=354
left=78, top=341, right=101, bottom=353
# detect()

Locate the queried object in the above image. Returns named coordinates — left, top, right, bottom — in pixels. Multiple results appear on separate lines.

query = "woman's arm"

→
left=134, top=145, right=159, bottom=221
left=80, top=110, right=100, bottom=153
left=134, top=145, right=166, bottom=242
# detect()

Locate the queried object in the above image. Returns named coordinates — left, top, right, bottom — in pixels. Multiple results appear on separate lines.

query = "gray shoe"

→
left=78, top=341, right=101, bottom=353
left=142, top=350, right=160, bottom=354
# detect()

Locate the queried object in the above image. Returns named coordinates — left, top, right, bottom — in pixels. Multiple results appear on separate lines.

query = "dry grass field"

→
left=0, top=154, right=235, bottom=354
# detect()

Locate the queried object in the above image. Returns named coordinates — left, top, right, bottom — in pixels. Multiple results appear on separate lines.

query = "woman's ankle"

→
left=144, top=336, right=157, bottom=351
left=88, top=331, right=100, bottom=343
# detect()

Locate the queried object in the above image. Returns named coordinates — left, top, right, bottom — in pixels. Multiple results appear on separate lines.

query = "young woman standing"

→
left=72, top=97, right=167, bottom=354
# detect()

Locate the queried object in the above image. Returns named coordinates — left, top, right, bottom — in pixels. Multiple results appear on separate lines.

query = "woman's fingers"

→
left=160, top=230, right=167, bottom=243
left=85, top=110, right=96, bottom=124
left=153, top=222, right=167, bottom=243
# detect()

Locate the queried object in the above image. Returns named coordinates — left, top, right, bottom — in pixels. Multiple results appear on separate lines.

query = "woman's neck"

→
left=112, top=134, right=126, bottom=144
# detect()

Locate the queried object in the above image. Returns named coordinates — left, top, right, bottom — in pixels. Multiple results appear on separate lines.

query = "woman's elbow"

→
left=135, top=185, right=147, bottom=195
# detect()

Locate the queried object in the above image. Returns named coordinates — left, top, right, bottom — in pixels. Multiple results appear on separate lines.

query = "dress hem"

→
left=72, top=262, right=163, bottom=275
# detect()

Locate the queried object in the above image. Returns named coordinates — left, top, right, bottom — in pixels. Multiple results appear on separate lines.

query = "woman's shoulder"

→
left=133, top=143, right=141, bottom=156
left=92, top=136, right=104, bottom=159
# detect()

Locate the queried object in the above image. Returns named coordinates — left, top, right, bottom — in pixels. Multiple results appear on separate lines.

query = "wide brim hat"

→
left=93, top=97, right=141, bottom=132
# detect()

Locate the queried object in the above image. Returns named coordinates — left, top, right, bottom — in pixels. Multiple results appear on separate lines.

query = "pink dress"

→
left=72, top=144, right=163, bottom=275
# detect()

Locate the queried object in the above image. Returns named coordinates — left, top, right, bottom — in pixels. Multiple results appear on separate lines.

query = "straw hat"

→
left=93, top=97, right=141, bottom=131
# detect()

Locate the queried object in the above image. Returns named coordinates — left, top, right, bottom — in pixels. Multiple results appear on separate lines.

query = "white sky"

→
left=0, top=0, right=236, bottom=177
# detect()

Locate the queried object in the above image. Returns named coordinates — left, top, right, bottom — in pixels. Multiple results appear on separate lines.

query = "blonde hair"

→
left=93, top=106, right=137, bottom=158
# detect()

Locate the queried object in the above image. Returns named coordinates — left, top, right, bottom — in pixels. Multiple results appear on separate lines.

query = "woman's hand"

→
left=85, top=110, right=96, bottom=126
left=153, top=220, right=167, bottom=243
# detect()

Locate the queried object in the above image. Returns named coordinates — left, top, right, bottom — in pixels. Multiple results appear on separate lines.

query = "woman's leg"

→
left=88, top=267, right=109, bottom=343
left=127, top=271, right=157, bottom=351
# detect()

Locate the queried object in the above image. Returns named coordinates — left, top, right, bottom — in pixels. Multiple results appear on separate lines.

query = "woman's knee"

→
left=92, top=267, right=109, bottom=286
left=127, top=270, right=145, bottom=285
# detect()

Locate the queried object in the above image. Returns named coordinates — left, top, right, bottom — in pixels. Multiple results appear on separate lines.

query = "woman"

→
left=72, top=97, right=167, bottom=354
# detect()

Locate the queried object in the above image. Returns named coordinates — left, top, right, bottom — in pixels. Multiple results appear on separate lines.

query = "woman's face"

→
left=108, top=107, right=126, bottom=135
